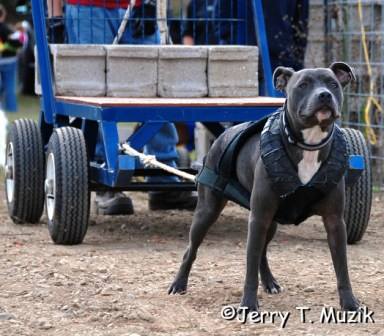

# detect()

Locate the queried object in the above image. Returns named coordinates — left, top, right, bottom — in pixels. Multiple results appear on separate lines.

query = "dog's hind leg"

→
left=168, top=184, right=227, bottom=295
left=259, top=221, right=282, bottom=294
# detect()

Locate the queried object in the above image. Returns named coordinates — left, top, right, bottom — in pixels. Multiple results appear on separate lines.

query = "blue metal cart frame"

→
left=3, top=0, right=368, bottom=246
left=31, top=0, right=284, bottom=190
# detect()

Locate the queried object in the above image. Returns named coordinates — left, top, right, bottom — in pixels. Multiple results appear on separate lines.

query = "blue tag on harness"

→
left=349, top=155, right=365, bottom=170
left=345, top=155, right=365, bottom=186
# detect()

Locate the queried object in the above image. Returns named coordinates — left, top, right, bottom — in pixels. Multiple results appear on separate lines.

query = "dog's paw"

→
left=168, top=278, right=188, bottom=295
left=262, top=278, right=282, bottom=294
left=340, top=294, right=360, bottom=311
left=239, top=296, right=259, bottom=313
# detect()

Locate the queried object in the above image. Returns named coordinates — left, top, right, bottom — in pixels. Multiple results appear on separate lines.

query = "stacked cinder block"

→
left=106, top=45, right=158, bottom=97
left=306, top=0, right=383, bottom=68
left=50, top=44, right=106, bottom=96
left=323, top=0, right=383, bottom=117
left=208, top=46, right=258, bottom=97
left=158, top=46, right=208, bottom=98
left=305, top=0, right=326, bottom=68
left=336, top=0, right=383, bottom=32
left=332, top=1, right=382, bottom=64
left=36, top=45, right=259, bottom=98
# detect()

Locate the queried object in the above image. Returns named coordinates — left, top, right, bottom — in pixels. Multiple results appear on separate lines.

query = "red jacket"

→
left=66, top=0, right=142, bottom=9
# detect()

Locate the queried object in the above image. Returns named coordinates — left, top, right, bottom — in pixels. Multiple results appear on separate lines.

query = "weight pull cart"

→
left=4, top=0, right=372, bottom=245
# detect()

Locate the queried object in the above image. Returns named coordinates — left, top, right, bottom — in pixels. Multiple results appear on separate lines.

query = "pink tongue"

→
left=316, top=110, right=331, bottom=121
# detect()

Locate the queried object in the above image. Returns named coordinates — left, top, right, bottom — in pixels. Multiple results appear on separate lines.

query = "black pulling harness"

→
left=196, top=107, right=349, bottom=225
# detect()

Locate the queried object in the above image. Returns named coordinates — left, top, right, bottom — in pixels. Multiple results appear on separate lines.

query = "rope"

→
left=113, top=0, right=135, bottom=45
left=121, top=144, right=197, bottom=182
left=157, top=0, right=169, bottom=44
left=114, top=0, right=169, bottom=45
left=357, top=0, right=383, bottom=145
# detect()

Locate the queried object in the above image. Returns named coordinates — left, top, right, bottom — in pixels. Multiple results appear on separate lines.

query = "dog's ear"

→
left=329, top=62, right=356, bottom=87
left=273, top=67, right=295, bottom=92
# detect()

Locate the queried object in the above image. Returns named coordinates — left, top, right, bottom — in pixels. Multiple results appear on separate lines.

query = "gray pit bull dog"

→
left=168, top=62, right=360, bottom=312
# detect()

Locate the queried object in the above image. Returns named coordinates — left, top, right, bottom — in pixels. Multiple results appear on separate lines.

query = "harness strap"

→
left=197, top=166, right=251, bottom=209
left=217, top=118, right=269, bottom=178
left=197, top=118, right=269, bottom=210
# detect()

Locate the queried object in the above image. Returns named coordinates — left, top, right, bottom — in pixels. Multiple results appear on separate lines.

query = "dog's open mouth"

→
left=315, top=107, right=338, bottom=124
left=316, top=109, right=332, bottom=121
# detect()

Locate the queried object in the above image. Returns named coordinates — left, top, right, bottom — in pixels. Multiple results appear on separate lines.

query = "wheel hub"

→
left=45, top=179, right=54, bottom=196
left=5, top=163, right=13, bottom=179
left=5, top=143, right=15, bottom=204
left=45, top=153, right=56, bottom=221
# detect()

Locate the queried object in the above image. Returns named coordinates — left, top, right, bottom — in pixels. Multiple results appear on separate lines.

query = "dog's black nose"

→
left=318, top=91, right=332, bottom=104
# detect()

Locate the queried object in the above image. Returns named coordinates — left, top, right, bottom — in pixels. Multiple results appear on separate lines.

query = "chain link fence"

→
left=325, top=0, right=384, bottom=188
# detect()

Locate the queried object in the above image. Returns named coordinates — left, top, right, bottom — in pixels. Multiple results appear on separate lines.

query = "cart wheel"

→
left=342, top=128, right=372, bottom=244
left=4, top=119, right=45, bottom=224
left=45, top=127, right=89, bottom=245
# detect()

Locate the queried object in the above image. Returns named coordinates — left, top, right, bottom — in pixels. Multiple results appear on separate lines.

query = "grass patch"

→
left=5, top=94, right=40, bottom=123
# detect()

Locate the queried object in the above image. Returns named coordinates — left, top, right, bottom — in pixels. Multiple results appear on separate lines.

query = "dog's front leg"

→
left=240, top=168, right=278, bottom=311
left=323, top=213, right=359, bottom=311
left=321, top=183, right=360, bottom=311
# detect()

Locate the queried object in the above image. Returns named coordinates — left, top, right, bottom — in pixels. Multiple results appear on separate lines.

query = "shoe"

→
left=94, top=192, right=134, bottom=215
left=148, top=191, right=197, bottom=211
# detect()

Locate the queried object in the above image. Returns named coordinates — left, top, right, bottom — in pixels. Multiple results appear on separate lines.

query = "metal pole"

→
left=31, top=0, right=56, bottom=124
left=251, top=0, right=276, bottom=97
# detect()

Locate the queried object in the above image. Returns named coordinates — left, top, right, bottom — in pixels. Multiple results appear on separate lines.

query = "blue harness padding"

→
left=197, top=109, right=349, bottom=225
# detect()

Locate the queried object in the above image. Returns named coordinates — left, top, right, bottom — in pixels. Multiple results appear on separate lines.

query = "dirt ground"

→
left=1, top=184, right=384, bottom=336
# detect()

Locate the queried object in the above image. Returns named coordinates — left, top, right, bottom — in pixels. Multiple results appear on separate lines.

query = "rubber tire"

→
left=5, top=119, right=45, bottom=224
left=46, top=127, right=89, bottom=245
left=342, top=128, right=372, bottom=244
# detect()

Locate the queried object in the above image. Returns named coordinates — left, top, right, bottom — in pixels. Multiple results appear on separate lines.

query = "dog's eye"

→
left=298, top=82, right=308, bottom=89
left=331, top=81, right=339, bottom=88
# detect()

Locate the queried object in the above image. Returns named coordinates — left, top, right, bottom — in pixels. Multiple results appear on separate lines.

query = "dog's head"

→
left=273, top=62, right=355, bottom=131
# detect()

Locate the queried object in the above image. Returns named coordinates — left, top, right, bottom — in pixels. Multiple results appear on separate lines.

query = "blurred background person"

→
left=0, top=4, right=25, bottom=112
left=214, top=0, right=309, bottom=94
left=182, top=0, right=216, bottom=45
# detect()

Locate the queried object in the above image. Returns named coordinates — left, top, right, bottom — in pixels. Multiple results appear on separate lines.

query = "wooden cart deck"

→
left=56, top=96, right=286, bottom=108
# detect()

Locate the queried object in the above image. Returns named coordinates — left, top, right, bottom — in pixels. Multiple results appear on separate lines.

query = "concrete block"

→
left=340, top=2, right=382, bottom=32
left=305, top=35, right=326, bottom=68
left=106, top=45, right=158, bottom=97
left=50, top=44, right=106, bottom=96
left=194, top=122, right=215, bottom=164
left=308, top=2, right=324, bottom=35
left=208, top=46, right=258, bottom=97
left=323, top=2, right=382, bottom=39
left=326, top=34, right=381, bottom=66
left=158, top=46, right=208, bottom=98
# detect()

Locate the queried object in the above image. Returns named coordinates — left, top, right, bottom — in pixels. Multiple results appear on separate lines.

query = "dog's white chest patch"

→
left=298, top=126, right=328, bottom=184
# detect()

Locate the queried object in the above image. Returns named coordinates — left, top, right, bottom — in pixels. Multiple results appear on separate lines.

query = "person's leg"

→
left=65, top=5, right=115, bottom=44
left=1, top=60, right=18, bottom=112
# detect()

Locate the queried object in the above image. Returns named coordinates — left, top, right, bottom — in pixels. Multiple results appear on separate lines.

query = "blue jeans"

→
left=0, top=58, right=18, bottom=112
left=66, top=5, right=179, bottom=182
